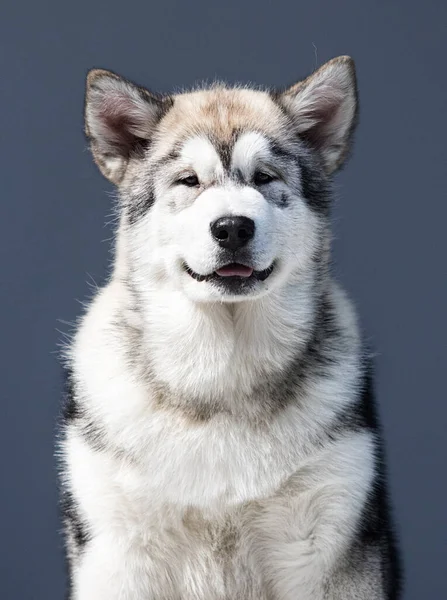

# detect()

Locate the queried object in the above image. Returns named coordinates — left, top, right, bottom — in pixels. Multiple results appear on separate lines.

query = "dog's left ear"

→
left=278, top=56, right=358, bottom=174
left=85, top=69, right=172, bottom=185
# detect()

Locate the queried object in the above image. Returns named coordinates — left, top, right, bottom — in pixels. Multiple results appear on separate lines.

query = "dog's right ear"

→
left=85, top=69, right=172, bottom=185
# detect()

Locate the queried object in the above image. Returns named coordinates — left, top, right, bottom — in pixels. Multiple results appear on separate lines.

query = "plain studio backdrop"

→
left=1, top=1, right=446, bottom=598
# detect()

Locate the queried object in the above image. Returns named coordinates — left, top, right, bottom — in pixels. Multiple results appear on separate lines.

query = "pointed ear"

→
left=279, top=56, right=358, bottom=174
left=84, top=69, right=172, bottom=184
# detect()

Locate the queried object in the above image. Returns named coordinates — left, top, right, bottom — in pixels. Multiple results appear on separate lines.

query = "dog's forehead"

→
left=152, top=86, right=288, bottom=161
left=179, top=132, right=272, bottom=175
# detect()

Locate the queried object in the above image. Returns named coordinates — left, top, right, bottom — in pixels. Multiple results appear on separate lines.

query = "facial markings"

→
left=231, top=132, right=274, bottom=182
left=175, top=136, right=224, bottom=187
left=152, top=131, right=303, bottom=214
left=208, top=127, right=242, bottom=172
left=154, top=136, right=228, bottom=213
left=231, top=132, right=298, bottom=206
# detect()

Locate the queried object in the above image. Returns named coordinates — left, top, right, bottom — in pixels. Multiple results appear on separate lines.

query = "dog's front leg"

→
left=252, top=434, right=376, bottom=600
left=72, top=534, right=178, bottom=600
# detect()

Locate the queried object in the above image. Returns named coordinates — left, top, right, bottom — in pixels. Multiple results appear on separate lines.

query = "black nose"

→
left=210, top=216, right=255, bottom=251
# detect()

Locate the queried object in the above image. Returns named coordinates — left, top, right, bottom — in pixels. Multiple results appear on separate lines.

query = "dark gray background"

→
left=1, top=1, right=446, bottom=598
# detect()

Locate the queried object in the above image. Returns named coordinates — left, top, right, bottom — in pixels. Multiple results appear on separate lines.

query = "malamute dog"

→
left=59, top=56, right=401, bottom=599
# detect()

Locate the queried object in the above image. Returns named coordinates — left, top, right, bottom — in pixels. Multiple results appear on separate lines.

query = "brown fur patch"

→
left=152, top=86, right=291, bottom=161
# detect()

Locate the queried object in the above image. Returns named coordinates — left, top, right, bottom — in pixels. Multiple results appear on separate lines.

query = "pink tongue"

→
left=215, top=264, right=254, bottom=277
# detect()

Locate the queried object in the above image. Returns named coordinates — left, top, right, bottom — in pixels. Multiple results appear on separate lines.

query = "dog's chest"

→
left=169, top=504, right=269, bottom=600
left=117, top=408, right=305, bottom=509
left=130, top=494, right=272, bottom=599
left=73, top=435, right=275, bottom=598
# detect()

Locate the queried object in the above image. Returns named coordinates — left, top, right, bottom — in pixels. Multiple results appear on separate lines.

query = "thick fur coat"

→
left=59, top=56, right=401, bottom=599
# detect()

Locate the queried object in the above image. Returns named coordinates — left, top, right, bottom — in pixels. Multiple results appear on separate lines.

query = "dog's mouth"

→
left=184, top=262, right=275, bottom=283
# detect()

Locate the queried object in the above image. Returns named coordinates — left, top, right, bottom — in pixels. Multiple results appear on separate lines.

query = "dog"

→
left=59, top=56, right=402, bottom=599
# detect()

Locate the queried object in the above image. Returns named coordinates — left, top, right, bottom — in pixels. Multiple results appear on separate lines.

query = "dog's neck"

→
left=125, top=275, right=321, bottom=413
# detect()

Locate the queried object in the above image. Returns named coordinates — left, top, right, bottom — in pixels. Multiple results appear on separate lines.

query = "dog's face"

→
left=85, top=57, right=357, bottom=303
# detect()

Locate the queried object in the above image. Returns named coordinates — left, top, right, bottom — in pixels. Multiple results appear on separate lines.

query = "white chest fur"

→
left=68, top=277, right=360, bottom=511
left=65, top=279, right=369, bottom=600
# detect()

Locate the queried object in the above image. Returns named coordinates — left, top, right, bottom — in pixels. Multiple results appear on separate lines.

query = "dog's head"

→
left=85, top=57, right=357, bottom=303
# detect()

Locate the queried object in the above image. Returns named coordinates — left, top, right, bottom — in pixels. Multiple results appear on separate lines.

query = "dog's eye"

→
left=178, top=175, right=199, bottom=187
left=254, top=171, right=276, bottom=185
